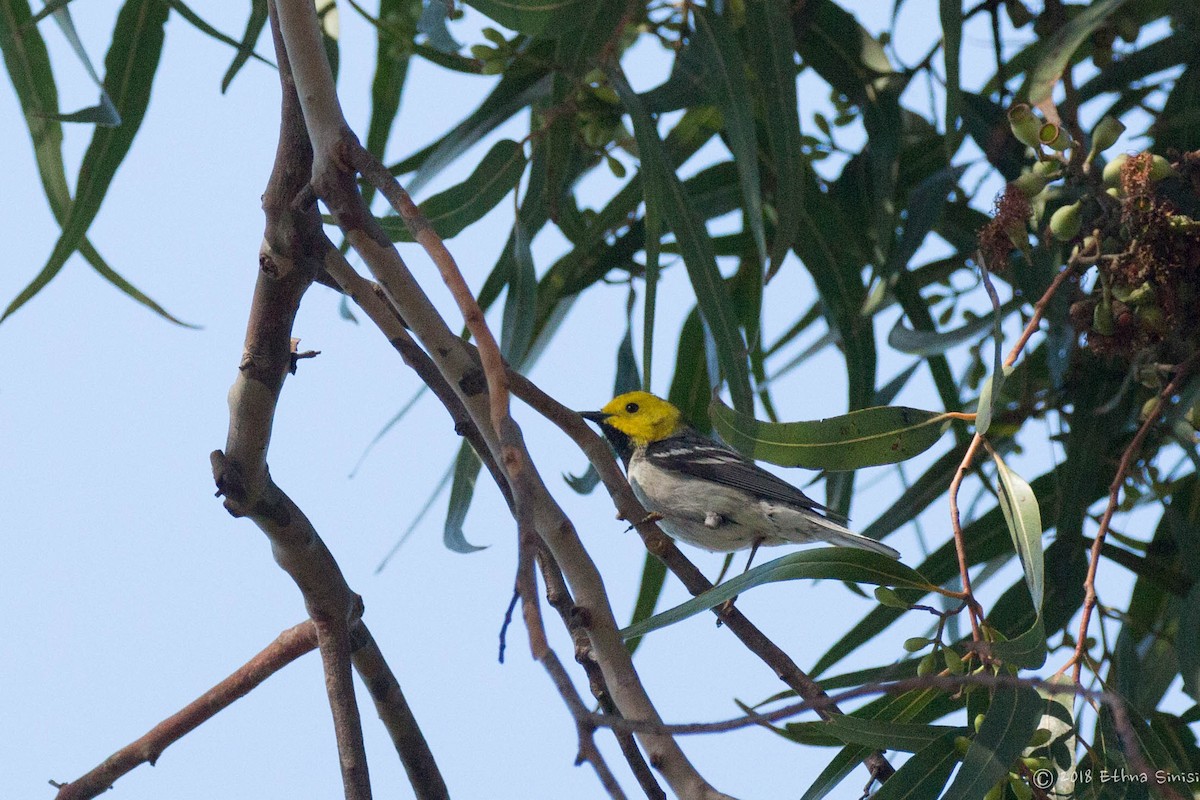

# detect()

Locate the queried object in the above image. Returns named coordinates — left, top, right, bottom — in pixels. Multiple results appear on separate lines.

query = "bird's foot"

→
left=625, top=511, right=664, bottom=532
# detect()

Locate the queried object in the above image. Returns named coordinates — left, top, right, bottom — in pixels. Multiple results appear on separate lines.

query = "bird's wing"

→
left=644, top=429, right=846, bottom=521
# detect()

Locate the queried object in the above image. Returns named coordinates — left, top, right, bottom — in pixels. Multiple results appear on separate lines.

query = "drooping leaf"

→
left=943, top=686, right=1043, bottom=800
left=889, top=298, right=1021, bottom=357
left=883, top=164, right=967, bottom=279
left=445, top=442, right=487, bottom=553
left=809, top=716, right=965, bottom=753
left=221, top=0, right=269, bottom=92
left=416, top=0, right=459, bottom=53
left=363, top=0, right=413, bottom=168
left=939, top=0, right=962, bottom=149
left=4, top=0, right=170, bottom=323
left=685, top=7, right=765, bottom=270
left=394, top=42, right=551, bottom=190
left=625, top=554, right=666, bottom=657
left=621, top=548, right=937, bottom=639
left=45, top=2, right=120, bottom=125
left=500, top=215, right=536, bottom=362
left=745, top=0, right=802, bottom=276
left=376, top=458, right=455, bottom=572
left=1023, top=0, right=1132, bottom=106
left=375, top=138, right=527, bottom=241
left=0, top=0, right=189, bottom=326
left=164, top=0, right=273, bottom=69
left=461, top=0, right=593, bottom=37
left=709, top=395, right=954, bottom=471
left=870, top=730, right=961, bottom=799
left=608, top=64, right=753, bottom=413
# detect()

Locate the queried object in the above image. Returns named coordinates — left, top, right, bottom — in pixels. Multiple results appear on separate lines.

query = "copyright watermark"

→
left=1028, top=767, right=1200, bottom=788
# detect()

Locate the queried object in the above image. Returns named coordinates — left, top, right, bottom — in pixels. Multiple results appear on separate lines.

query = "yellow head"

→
left=588, top=391, right=684, bottom=447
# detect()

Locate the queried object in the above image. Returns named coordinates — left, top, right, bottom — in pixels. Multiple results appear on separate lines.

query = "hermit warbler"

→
left=581, top=391, right=900, bottom=560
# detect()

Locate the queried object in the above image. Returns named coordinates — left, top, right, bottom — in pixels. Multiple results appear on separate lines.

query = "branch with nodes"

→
left=207, top=11, right=447, bottom=800
left=322, top=229, right=664, bottom=799
left=1057, top=352, right=1200, bottom=684
left=947, top=259, right=1078, bottom=650
left=51, top=623, right=317, bottom=800
left=270, top=0, right=731, bottom=796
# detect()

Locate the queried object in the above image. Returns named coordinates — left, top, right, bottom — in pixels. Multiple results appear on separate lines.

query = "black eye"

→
left=625, top=402, right=639, bottom=414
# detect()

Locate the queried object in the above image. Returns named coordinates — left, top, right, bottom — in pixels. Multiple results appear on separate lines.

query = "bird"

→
left=580, top=390, right=900, bottom=564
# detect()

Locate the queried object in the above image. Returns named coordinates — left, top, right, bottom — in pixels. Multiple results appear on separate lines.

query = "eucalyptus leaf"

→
left=710, top=396, right=954, bottom=471
left=621, top=548, right=938, bottom=639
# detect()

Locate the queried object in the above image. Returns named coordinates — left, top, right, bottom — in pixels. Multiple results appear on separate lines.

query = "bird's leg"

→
left=712, top=552, right=735, bottom=585
left=625, top=511, right=664, bottom=532
left=716, top=539, right=765, bottom=621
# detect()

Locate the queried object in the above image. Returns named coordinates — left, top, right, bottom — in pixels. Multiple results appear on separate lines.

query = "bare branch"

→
left=270, top=1, right=735, bottom=795
left=52, top=623, right=317, bottom=800
left=206, top=7, right=449, bottom=799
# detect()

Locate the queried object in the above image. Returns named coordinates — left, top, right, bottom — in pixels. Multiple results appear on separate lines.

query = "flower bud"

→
left=1149, top=154, right=1178, bottom=181
left=1031, top=159, right=1061, bottom=178
left=1049, top=200, right=1083, bottom=240
left=917, top=653, right=936, bottom=676
left=1103, top=153, right=1129, bottom=186
left=903, top=637, right=931, bottom=653
left=1089, top=116, right=1125, bottom=157
left=1012, top=171, right=1048, bottom=198
left=1093, top=300, right=1115, bottom=336
left=1007, top=104, right=1043, bottom=149
left=874, top=586, right=909, bottom=609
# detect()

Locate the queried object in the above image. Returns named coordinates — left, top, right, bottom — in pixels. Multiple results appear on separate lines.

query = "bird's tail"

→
left=812, top=517, right=901, bottom=559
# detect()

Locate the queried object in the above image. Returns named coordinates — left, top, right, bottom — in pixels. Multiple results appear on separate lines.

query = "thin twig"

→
left=946, top=263, right=1078, bottom=645
left=1060, top=354, right=1200, bottom=684
left=52, top=623, right=318, bottom=800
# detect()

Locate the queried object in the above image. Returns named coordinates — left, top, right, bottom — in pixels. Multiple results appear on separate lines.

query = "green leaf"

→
left=625, top=553, right=666, bottom=656
left=4, top=0, right=170, bottom=324
left=1023, top=0, right=1131, bottom=106
left=376, top=139, right=527, bottom=241
left=991, top=451, right=1044, bottom=612
left=745, top=0, right=801, bottom=275
left=621, top=548, right=937, bottom=639
left=816, top=716, right=964, bottom=753
left=800, top=686, right=953, bottom=800
left=1178, top=583, right=1200, bottom=702
left=800, top=744, right=869, bottom=800
left=687, top=7, right=765, bottom=269
left=883, top=164, right=967, bottom=279
left=221, top=0, right=268, bottom=92
left=500, top=215, right=536, bottom=362
left=376, top=457, right=455, bottom=572
left=45, top=2, right=120, bottom=125
left=793, top=162, right=876, bottom=413
left=462, top=0, right=592, bottom=37
left=394, top=43, right=551, bottom=190
left=445, top=442, right=487, bottom=553
left=871, top=730, right=961, bottom=800
left=709, top=395, right=953, bottom=471
left=363, top=0, right=412, bottom=181
left=608, top=64, right=753, bottom=414
left=943, top=686, right=1043, bottom=800
left=889, top=298, right=1021, bottom=357
left=939, top=0, right=962, bottom=148
left=164, top=0, right=273, bottom=69
left=974, top=365, right=1013, bottom=437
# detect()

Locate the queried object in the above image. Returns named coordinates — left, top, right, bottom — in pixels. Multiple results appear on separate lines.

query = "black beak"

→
left=578, top=411, right=632, bottom=466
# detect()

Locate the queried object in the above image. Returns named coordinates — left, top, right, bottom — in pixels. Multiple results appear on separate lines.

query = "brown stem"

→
left=316, top=614, right=373, bottom=800
left=53, top=623, right=318, bottom=800
left=208, top=7, right=448, bottom=799
left=1062, top=355, right=1199, bottom=684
